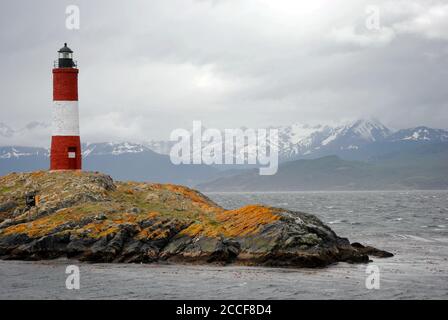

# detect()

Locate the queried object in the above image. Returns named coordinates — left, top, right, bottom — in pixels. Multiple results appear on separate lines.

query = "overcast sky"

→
left=1, top=0, right=448, bottom=146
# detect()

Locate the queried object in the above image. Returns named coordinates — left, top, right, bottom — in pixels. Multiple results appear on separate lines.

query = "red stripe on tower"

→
left=53, top=68, right=78, bottom=100
left=50, top=43, right=82, bottom=171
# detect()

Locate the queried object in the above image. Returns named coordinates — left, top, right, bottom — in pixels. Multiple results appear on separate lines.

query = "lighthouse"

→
left=50, top=43, right=81, bottom=170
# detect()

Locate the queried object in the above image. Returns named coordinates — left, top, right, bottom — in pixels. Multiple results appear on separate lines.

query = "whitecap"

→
left=404, top=234, right=434, bottom=242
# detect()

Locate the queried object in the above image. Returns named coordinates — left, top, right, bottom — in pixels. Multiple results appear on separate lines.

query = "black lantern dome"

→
left=56, top=43, right=76, bottom=68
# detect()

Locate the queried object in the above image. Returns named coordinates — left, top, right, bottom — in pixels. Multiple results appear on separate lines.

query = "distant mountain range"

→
left=1, top=119, right=447, bottom=190
left=147, top=119, right=448, bottom=162
left=198, top=142, right=448, bottom=191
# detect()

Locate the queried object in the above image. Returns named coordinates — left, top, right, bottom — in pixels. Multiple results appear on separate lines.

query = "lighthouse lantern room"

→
left=50, top=43, right=82, bottom=170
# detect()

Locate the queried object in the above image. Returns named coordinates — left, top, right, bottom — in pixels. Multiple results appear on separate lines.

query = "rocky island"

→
left=0, top=171, right=392, bottom=267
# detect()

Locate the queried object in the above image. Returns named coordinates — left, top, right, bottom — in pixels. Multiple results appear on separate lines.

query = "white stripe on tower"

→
left=52, top=101, right=80, bottom=136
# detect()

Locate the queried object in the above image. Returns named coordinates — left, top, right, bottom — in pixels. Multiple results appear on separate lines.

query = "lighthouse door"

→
left=67, top=146, right=77, bottom=169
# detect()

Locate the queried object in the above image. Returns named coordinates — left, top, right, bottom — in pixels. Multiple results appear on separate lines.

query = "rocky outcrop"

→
left=0, top=171, right=392, bottom=267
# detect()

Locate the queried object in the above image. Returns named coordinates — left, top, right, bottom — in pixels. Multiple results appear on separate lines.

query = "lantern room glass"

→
left=59, top=52, right=73, bottom=59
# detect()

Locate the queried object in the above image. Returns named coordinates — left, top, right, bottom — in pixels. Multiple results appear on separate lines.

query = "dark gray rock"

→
left=0, top=201, right=17, bottom=213
left=351, top=242, right=394, bottom=258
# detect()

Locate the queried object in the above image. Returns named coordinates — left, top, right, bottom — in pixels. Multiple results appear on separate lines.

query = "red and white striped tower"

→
left=50, top=43, right=81, bottom=170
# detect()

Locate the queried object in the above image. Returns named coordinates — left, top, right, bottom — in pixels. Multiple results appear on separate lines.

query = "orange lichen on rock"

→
left=109, top=212, right=138, bottom=224
left=180, top=205, right=281, bottom=238
left=156, top=183, right=217, bottom=209
left=30, top=171, right=45, bottom=178
left=79, top=221, right=120, bottom=238
left=180, top=222, right=206, bottom=237
left=3, top=208, right=86, bottom=237
left=216, top=205, right=281, bottom=237
left=137, top=227, right=171, bottom=240
left=110, top=211, right=149, bottom=223
left=1, top=171, right=278, bottom=244
left=3, top=223, right=29, bottom=236
left=145, top=211, right=160, bottom=219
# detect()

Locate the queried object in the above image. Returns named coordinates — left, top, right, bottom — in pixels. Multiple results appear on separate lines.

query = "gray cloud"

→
left=0, top=0, right=447, bottom=147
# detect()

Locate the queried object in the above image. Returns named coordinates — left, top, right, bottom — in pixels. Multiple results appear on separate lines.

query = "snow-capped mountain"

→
left=1, top=119, right=447, bottom=163
left=0, top=119, right=447, bottom=188
left=276, top=123, right=333, bottom=158
left=273, top=119, right=392, bottom=160
left=146, top=119, right=416, bottom=161
left=82, top=142, right=152, bottom=157
left=0, top=146, right=48, bottom=159
left=0, top=142, right=152, bottom=160
left=387, top=126, right=448, bottom=143
left=320, top=119, right=391, bottom=145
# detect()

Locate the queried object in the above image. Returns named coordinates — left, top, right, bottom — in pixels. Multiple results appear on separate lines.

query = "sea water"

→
left=1, top=190, right=447, bottom=299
